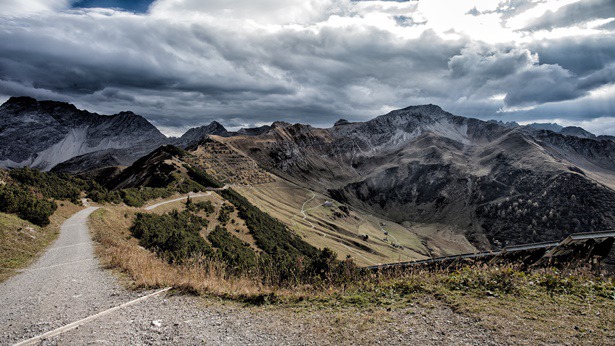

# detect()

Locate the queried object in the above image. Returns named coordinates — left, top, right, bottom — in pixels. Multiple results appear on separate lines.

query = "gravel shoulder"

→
left=52, top=294, right=498, bottom=345
left=0, top=207, right=143, bottom=345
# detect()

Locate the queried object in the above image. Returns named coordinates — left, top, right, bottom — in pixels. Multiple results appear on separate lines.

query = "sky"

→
left=0, top=0, right=614, bottom=136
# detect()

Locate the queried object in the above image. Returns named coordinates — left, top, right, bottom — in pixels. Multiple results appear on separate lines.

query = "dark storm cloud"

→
left=524, top=0, right=615, bottom=31
left=0, top=14, right=295, bottom=97
left=444, top=39, right=615, bottom=112
left=502, top=65, right=581, bottom=107
left=0, top=0, right=614, bottom=135
left=529, top=34, right=615, bottom=75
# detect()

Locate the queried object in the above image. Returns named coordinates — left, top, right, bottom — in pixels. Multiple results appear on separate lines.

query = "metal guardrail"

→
left=367, top=230, right=615, bottom=270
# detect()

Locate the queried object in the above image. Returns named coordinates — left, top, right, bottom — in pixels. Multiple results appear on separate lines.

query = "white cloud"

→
left=0, top=0, right=613, bottom=133
left=0, top=0, right=71, bottom=15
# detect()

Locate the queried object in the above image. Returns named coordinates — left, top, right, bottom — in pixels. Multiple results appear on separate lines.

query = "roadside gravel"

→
left=0, top=206, right=499, bottom=346
left=0, top=207, right=145, bottom=345
left=51, top=294, right=498, bottom=345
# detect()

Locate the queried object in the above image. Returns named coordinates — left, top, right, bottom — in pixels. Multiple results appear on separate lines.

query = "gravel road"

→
left=0, top=207, right=142, bottom=345
left=49, top=294, right=498, bottom=346
left=0, top=206, right=499, bottom=345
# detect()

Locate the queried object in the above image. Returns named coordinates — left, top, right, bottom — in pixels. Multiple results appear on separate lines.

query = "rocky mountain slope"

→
left=0, top=97, right=166, bottom=171
left=3, top=97, right=614, bottom=251
left=220, top=105, right=615, bottom=248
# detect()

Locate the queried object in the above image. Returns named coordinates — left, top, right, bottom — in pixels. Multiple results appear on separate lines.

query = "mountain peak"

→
left=375, top=104, right=452, bottom=125
left=1, top=96, right=62, bottom=113
left=208, top=120, right=226, bottom=129
left=334, top=119, right=351, bottom=126
left=386, top=104, right=451, bottom=120
left=0, top=96, right=166, bottom=170
left=4, top=96, right=38, bottom=106
left=117, top=110, right=137, bottom=117
left=560, top=126, right=596, bottom=139
left=271, top=121, right=291, bottom=128
left=400, top=104, right=444, bottom=112
left=177, top=120, right=230, bottom=147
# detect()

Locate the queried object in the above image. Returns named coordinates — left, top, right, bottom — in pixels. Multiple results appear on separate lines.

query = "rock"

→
left=0, top=97, right=166, bottom=172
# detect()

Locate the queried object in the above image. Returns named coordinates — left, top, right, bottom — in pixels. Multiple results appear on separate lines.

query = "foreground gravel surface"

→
left=0, top=207, right=145, bottom=345
left=0, top=207, right=499, bottom=345
left=51, top=294, right=498, bottom=345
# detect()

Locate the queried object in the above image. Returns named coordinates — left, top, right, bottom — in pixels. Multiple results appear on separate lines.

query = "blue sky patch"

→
left=72, top=0, right=155, bottom=13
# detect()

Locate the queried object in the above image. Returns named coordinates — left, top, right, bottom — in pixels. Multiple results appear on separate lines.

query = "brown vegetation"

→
left=88, top=200, right=614, bottom=345
left=89, top=207, right=270, bottom=298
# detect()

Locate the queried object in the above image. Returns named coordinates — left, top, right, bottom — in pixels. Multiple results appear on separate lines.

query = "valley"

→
left=235, top=180, right=476, bottom=266
left=2, top=97, right=615, bottom=266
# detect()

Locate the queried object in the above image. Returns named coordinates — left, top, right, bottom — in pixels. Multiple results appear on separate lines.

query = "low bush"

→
left=207, top=225, right=257, bottom=273
left=184, top=164, right=224, bottom=188
left=130, top=210, right=211, bottom=263
left=0, top=183, right=57, bottom=226
left=120, top=187, right=175, bottom=207
left=8, top=167, right=88, bottom=204
left=217, top=204, right=234, bottom=225
left=218, top=188, right=318, bottom=259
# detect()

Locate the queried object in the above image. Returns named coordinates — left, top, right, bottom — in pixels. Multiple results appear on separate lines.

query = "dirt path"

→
left=0, top=207, right=144, bottom=345
left=144, top=192, right=211, bottom=211
left=50, top=294, right=499, bottom=345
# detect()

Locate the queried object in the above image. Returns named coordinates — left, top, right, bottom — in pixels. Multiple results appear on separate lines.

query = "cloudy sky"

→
left=1, top=0, right=614, bottom=136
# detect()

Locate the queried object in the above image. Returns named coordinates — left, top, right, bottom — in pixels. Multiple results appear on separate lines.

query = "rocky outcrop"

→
left=0, top=97, right=166, bottom=171
left=221, top=105, right=615, bottom=249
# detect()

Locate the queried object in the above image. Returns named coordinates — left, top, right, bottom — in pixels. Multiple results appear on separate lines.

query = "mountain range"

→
left=1, top=96, right=614, bottom=255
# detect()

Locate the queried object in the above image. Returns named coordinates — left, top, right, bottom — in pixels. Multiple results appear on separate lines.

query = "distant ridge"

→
left=0, top=96, right=165, bottom=171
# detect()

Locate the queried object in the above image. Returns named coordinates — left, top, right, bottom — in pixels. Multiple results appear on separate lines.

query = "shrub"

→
left=130, top=210, right=211, bottom=263
left=184, top=164, right=224, bottom=188
left=120, top=187, right=175, bottom=207
left=218, top=188, right=318, bottom=259
left=0, top=183, right=57, bottom=226
left=207, top=225, right=257, bottom=273
left=8, top=167, right=88, bottom=204
left=195, top=201, right=215, bottom=215
left=217, top=204, right=234, bottom=225
left=444, top=266, right=523, bottom=295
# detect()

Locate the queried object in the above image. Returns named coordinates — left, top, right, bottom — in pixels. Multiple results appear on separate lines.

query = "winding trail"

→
left=144, top=192, right=211, bottom=211
left=292, top=191, right=326, bottom=237
left=378, top=222, right=399, bottom=245
left=293, top=191, right=378, bottom=265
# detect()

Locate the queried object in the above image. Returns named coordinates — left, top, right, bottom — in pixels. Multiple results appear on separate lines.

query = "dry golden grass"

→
left=88, top=200, right=614, bottom=344
left=88, top=206, right=272, bottom=298
left=443, top=290, right=615, bottom=345
left=235, top=180, right=477, bottom=266
left=0, top=201, right=84, bottom=282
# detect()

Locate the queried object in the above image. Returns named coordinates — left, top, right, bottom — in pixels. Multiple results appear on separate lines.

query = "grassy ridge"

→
left=218, top=188, right=319, bottom=259
left=0, top=202, right=83, bottom=282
